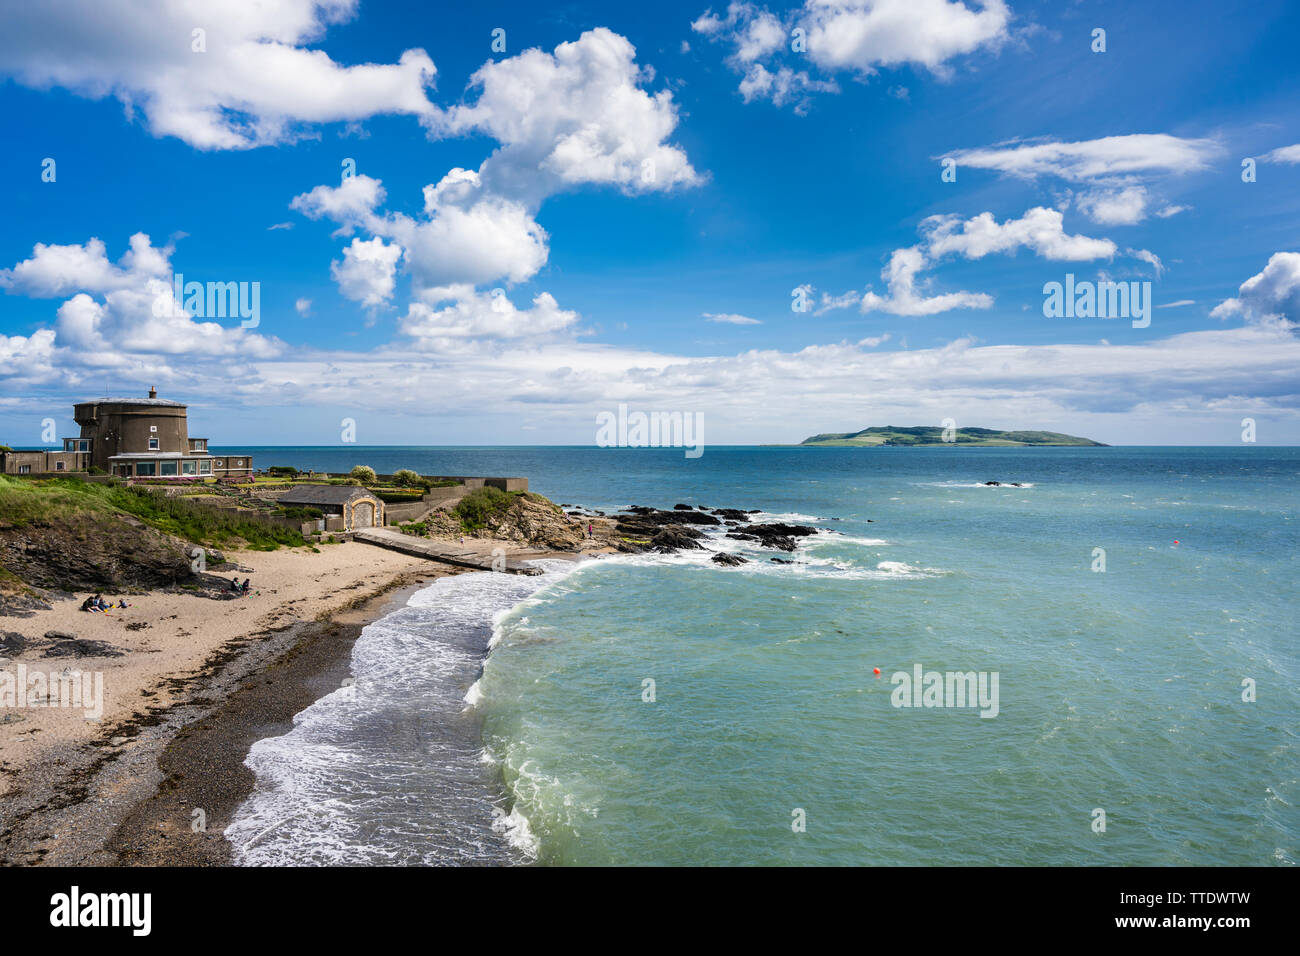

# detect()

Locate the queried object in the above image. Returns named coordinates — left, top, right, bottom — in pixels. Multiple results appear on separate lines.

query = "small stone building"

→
left=277, top=486, right=385, bottom=531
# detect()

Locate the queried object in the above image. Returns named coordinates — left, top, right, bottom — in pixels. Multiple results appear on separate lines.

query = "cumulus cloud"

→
left=859, top=246, right=993, bottom=315
left=0, top=0, right=437, bottom=149
left=290, top=31, right=694, bottom=325
left=858, top=207, right=1141, bottom=315
left=1211, top=252, right=1300, bottom=326
left=331, top=237, right=401, bottom=309
left=0, top=233, right=280, bottom=378
left=923, top=207, right=1118, bottom=261
left=433, top=28, right=700, bottom=204
left=399, top=289, right=580, bottom=350
left=295, top=297, right=312, bottom=316
left=1075, top=186, right=1150, bottom=226
left=693, top=0, right=1011, bottom=110
left=293, top=171, right=550, bottom=302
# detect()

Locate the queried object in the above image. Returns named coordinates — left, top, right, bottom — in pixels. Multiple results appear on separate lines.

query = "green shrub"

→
left=453, top=486, right=512, bottom=531
left=280, top=506, right=324, bottom=520
left=269, top=465, right=299, bottom=476
left=349, top=465, right=376, bottom=483
left=392, top=468, right=421, bottom=487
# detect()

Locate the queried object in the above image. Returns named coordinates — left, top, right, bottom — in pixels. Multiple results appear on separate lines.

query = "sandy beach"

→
left=0, top=541, right=460, bottom=864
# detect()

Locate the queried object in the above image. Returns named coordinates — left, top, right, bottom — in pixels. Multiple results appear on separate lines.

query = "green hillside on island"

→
left=799, top=426, right=1107, bottom=447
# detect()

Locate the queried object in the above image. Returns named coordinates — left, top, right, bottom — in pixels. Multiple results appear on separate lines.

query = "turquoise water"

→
left=227, top=446, right=1298, bottom=866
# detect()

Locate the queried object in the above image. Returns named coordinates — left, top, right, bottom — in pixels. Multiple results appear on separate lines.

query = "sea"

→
left=219, top=446, right=1298, bottom=866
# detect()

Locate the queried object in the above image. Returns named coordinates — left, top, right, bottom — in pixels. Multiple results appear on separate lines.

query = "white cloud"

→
left=923, top=207, right=1117, bottom=261
left=1211, top=252, right=1300, bottom=326
left=704, top=312, right=762, bottom=324
left=0, top=233, right=281, bottom=374
left=295, top=297, right=312, bottom=316
left=1157, top=300, right=1195, bottom=309
left=858, top=207, right=1137, bottom=315
left=1261, top=144, right=1300, bottom=164
left=1155, top=204, right=1189, bottom=218
left=801, top=0, right=1012, bottom=76
left=0, top=233, right=168, bottom=297
left=399, top=289, right=580, bottom=350
left=944, top=134, right=1220, bottom=181
left=331, top=237, right=401, bottom=309
left=1075, top=186, right=1149, bottom=226
left=0, top=0, right=437, bottom=149
left=860, top=246, right=993, bottom=315
left=694, top=0, right=1011, bottom=110
left=434, top=28, right=700, bottom=204
left=291, top=174, right=388, bottom=231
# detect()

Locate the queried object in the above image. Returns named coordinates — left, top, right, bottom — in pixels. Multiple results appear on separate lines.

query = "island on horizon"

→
left=795, top=426, right=1108, bottom=447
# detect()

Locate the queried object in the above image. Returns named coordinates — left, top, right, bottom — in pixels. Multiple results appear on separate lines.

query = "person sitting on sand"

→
left=81, top=595, right=97, bottom=612
left=239, top=578, right=251, bottom=593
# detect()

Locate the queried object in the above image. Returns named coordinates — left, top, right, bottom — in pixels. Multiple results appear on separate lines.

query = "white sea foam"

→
left=225, top=557, right=584, bottom=867
left=491, top=804, right=540, bottom=858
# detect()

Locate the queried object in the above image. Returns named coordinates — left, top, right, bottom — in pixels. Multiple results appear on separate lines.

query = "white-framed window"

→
left=150, top=425, right=157, bottom=432
left=199, top=460, right=212, bottom=474
left=235, top=459, right=244, bottom=467
left=182, top=460, right=196, bottom=475
left=215, top=459, right=224, bottom=467
left=148, top=438, right=159, bottom=450
left=18, top=465, right=31, bottom=474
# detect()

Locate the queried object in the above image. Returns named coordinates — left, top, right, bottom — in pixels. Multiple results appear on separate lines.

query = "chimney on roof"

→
left=148, top=386, right=157, bottom=399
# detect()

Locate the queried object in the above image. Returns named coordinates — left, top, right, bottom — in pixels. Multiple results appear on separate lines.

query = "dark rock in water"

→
left=711, top=508, right=750, bottom=522
left=984, top=481, right=1001, bottom=486
left=746, top=509, right=761, bottom=514
left=711, top=552, right=747, bottom=566
left=725, top=531, right=758, bottom=542
left=984, top=481, right=1024, bottom=487
left=651, top=527, right=703, bottom=552
left=673, top=503, right=694, bottom=510
left=42, top=634, right=125, bottom=658
left=743, top=523, right=817, bottom=551
left=769, top=557, right=793, bottom=564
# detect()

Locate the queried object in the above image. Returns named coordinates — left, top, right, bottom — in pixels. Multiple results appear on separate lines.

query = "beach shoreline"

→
left=0, top=542, right=481, bottom=866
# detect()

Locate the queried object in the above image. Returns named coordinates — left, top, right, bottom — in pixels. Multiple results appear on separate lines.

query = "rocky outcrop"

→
left=711, top=552, right=747, bottom=566
left=0, top=512, right=193, bottom=594
left=726, top=522, right=818, bottom=552
left=469, top=494, right=586, bottom=551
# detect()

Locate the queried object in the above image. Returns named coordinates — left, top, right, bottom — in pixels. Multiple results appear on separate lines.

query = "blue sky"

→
left=2, top=0, right=1299, bottom=446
